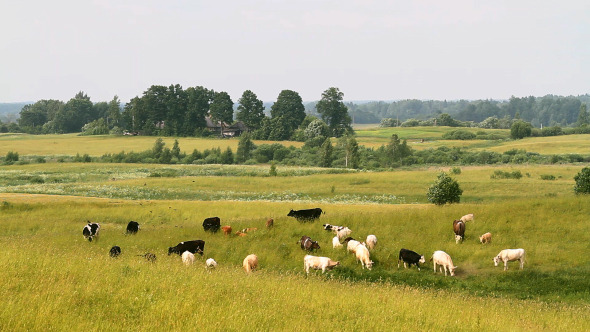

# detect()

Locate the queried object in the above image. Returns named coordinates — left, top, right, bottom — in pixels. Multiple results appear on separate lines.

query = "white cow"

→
left=206, top=258, right=218, bottom=269
left=460, top=213, right=474, bottom=223
left=304, top=255, right=340, bottom=274
left=181, top=251, right=195, bottom=266
left=365, top=235, right=377, bottom=250
left=243, top=254, right=258, bottom=273
left=431, top=250, right=457, bottom=276
left=355, top=245, right=373, bottom=270
left=332, top=236, right=342, bottom=249
left=493, top=248, right=525, bottom=271
left=346, top=240, right=364, bottom=254
left=336, top=227, right=352, bottom=241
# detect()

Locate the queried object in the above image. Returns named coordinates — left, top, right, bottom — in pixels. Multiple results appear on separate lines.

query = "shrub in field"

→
left=427, top=172, right=463, bottom=205
left=540, top=174, right=556, bottom=180
left=451, top=167, right=461, bottom=175
left=510, top=120, right=533, bottom=139
left=490, top=170, right=523, bottom=179
left=4, top=151, right=19, bottom=164
left=574, top=167, right=590, bottom=195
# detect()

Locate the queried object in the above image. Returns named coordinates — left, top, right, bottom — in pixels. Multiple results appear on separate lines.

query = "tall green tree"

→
left=209, top=91, right=234, bottom=136
left=184, top=86, right=212, bottom=136
left=386, top=134, right=412, bottom=166
left=18, top=100, right=63, bottom=132
left=510, top=120, right=532, bottom=139
left=236, top=132, right=255, bottom=163
left=316, top=87, right=352, bottom=137
left=320, top=138, right=334, bottom=167
left=577, top=104, right=589, bottom=127
left=53, top=92, right=94, bottom=133
left=107, top=96, right=121, bottom=129
left=237, top=90, right=265, bottom=131
left=165, top=84, right=188, bottom=136
left=270, top=90, right=305, bottom=140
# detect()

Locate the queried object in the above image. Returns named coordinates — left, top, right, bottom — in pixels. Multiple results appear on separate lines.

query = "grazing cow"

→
left=287, top=208, right=323, bottom=221
left=266, top=218, right=274, bottom=229
left=206, top=258, right=218, bottom=269
left=303, top=255, right=340, bottom=274
left=460, top=213, right=474, bottom=223
left=221, top=225, right=232, bottom=236
left=241, top=227, right=258, bottom=233
left=139, top=253, right=156, bottom=263
left=82, top=222, right=101, bottom=242
left=355, top=245, right=373, bottom=270
left=336, top=227, right=352, bottom=241
left=431, top=251, right=457, bottom=276
left=109, top=246, right=121, bottom=258
left=168, top=240, right=205, bottom=256
left=243, top=254, right=258, bottom=273
left=346, top=239, right=364, bottom=254
left=126, top=221, right=140, bottom=234
left=493, top=248, right=526, bottom=271
left=298, top=236, right=321, bottom=251
left=365, top=235, right=377, bottom=251
left=181, top=251, right=195, bottom=266
left=398, top=248, right=426, bottom=270
left=453, top=220, right=465, bottom=244
left=323, top=224, right=345, bottom=232
left=235, top=231, right=247, bottom=237
left=332, top=236, right=342, bottom=249
left=202, top=217, right=221, bottom=233
left=479, top=232, right=492, bottom=244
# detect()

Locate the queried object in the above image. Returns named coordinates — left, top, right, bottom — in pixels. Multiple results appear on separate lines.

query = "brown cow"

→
left=453, top=220, right=465, bottom=244
left=266, top=218, right=274, bottom=229
left=221, top=225, right=232, bottom=236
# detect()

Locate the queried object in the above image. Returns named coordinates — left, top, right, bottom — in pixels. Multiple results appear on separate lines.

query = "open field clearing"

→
left=480, top=134, right=590, bottom=154
left=0, top=190, right=589, bottom=330
left=0, top=133, right=303, bottom=157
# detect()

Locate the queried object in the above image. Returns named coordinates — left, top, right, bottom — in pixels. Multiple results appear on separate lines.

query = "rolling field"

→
left=1, top=161, right=589, bottom=330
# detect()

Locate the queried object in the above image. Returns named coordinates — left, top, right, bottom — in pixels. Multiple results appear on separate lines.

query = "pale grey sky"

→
left=1, top=0, right=588, bottom=104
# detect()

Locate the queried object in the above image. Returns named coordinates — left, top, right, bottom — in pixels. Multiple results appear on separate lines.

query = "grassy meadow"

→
left=1, top=130, right=590, bottom=330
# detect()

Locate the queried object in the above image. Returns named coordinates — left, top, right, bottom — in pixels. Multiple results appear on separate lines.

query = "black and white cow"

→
left=109, top=246, right=121, bottom=258
left=168, top=240, right=206, bottom=256
left=126, top=221, right=140, bottom=234
left=287, top=208, right=323, bottom=221
left=82, top=222, right=100, bottom=242
left=202, top=217, right=221, bottom=233
left=398, top=248, right=426, bottom=271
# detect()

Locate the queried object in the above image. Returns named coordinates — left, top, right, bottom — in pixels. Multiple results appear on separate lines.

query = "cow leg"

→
left=404, top=262, right=407, bottom=269
left=520, top=259, right=524, bottom=269
left=397, top=260, right=400, bottom=269
left=417, top=263, right=420, bottom=271
left=504, top=261, right=508, bottom=271
left=433, top=262, right=437, bottom=273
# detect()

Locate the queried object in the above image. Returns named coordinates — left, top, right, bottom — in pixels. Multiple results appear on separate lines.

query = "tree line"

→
left=14, top=86, right=353, bottom=140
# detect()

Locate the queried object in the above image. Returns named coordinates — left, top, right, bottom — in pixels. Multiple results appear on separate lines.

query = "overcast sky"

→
left=1, top=0, right=588, bottom=104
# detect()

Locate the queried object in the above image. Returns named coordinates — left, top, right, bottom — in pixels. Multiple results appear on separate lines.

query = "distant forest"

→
left=1, top=90, right=589, bottom=133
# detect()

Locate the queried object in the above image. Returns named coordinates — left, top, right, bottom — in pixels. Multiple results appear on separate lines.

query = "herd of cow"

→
left=81, top=208, right=527, bottom=275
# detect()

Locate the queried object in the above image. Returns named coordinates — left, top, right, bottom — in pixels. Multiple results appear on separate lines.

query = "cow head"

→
left=322, top=224, right=332, bottom=230
left=311, top=241, right=320, bottom=250
left=419, top=255, right=426, bottom=264
left=455, top=235, right=463, bottom=244
left=287, top=210, right=295, bottom=217
left=449, top=266, right=457, bottom=276
left=493, top=256, right=500, bottom=266
left=168, top=247, right=175, bottom=256
left=366, top=260, right=374, bottom=270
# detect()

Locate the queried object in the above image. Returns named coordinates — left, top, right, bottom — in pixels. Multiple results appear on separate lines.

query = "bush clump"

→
left=427, top=172, right=463, bottom=205
left=574, top=167, right=590, bottom=195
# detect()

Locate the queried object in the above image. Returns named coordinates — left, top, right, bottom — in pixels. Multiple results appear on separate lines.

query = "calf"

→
left=453, top=220, right=465, bottom=244
left=168, top=240, right=205, bottom=256
left=323, top=224, right=344, bottom=232
left=303, top=255, right=340, bottom=274
left=109, top=246, right=121, bottom=258
left=460, top=213, right=474, bottom=223
left=431, top=250, right=457, bottom=276
left=243, top=254, right=258, bottom=273
left=493, top=248, right=525, bottom=271
left=287, top=208, right=323, bottom=222
left=332, top=236, right=342, bottom=249
left=398, top=248, right=425, bottom=271
left=82, top=222, right=100, bottom=242
left=126, top=221, right=140, bottom=234
left=266, top=218, right=274, bottom=229
left=298, top=236, right=320, bottom=251
left=355, top=245, right=373, bottom=270
left=365, top=235, right=377, bottom=251
left=206, top=258, right=218, bottom=269
left=202, top=217, right=221, bottom=233
left=221, top=225, right=232, bottom=236
left=181, top=251, right=195, bottom=266
left=479, top=232, right=492, bottom=244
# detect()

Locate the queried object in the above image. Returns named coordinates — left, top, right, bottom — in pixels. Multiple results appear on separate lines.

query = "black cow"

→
left=168, top=240, right=206, bottom=256
left=398, top=248, right=426, bottom=271
left=109, top=246, right=121, bottom=258
left=82, top=222, right=101, bottom=242
left=322, top=223, right=344, bottom=232
left=287, top=208, right=323, bottom=221
left=298, top=236, right=321, bottom=251
left=202, top=217, right=221, bottom=233
left=126, top=221, right=140, bottom=234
